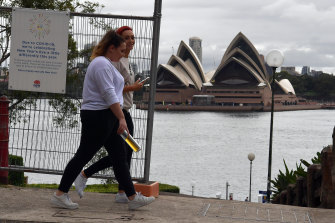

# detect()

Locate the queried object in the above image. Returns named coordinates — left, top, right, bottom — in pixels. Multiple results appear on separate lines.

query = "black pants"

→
left=58, top=109, right=135, bottom=197
left=84, top=109, right=134, bottom=192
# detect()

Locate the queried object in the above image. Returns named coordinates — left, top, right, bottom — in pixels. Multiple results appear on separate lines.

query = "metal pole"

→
left=143, top=0, right=162, bottom=182
left=249, top=160, right=252, bottom=202
left=226, top=181, right=230, bottom=200
left=266, top=67, right=276, bottom=202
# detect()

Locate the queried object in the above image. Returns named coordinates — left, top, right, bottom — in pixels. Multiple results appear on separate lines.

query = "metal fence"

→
left=0, top=1, right=161, bottom=182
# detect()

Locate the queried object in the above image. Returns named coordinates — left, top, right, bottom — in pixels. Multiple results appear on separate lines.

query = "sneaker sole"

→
left=51, top=197, right=79, bottom=210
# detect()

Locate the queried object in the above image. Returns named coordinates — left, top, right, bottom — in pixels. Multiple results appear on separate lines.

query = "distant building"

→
left=281, top=66, right=300, bottom=76
left=189, top=37, right=202, bottom=63
left=311, top=70, right=323, bottom=77
left=144, top=32, right=298, bottom=108
left=301, top=66, right=310, bottom=75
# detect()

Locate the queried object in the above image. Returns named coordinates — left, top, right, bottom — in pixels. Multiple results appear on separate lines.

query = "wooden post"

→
left=320, top=146, right=335, bottom=208
left=287, top=184, right=295, bottom=205
left=295, top=177, right=304, bottom=206
left=280, top=190, right=287, bottom=205
left=307, top=164, right=321, bottom=207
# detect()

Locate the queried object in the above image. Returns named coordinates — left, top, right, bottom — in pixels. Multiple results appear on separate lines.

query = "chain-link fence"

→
left=0, top=3, right=161, bottom=182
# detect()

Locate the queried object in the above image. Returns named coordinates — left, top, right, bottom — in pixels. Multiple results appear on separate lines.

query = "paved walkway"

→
left=1, top=186, right=335, bottom=222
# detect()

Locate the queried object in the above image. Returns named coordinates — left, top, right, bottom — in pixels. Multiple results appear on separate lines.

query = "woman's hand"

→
left=117, top=118, right=129, bottom=135
left=132, top=79, right=144, bottom=91
left=124, top=79, right=143, bottom=92
left=109, top=103, right=129, bottom=135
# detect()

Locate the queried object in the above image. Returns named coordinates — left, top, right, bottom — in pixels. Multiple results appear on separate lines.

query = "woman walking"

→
left=75, top=26, right=145, bottom=204
left=50, top=30, right=154, bottom=210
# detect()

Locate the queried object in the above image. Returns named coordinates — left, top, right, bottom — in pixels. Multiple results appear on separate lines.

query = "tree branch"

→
left=9, top=98, right=24, bottom=111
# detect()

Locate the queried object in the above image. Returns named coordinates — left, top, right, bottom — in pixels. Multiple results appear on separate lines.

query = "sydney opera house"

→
left=142, top=32, right=307, bottom=111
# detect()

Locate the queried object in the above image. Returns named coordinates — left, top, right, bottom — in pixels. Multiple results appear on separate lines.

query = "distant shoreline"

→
left=136, top=104, right=333, bottom=112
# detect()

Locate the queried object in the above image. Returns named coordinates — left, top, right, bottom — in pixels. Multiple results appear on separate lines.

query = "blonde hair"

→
left=90, top=30, right=125, bottom=61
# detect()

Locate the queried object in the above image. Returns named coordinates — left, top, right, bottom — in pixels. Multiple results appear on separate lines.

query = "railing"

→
left=0, top=1, right=162, bottom=182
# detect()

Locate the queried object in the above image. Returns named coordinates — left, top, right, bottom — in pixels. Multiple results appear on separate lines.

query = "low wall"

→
left=137, top=104, right=322, bottom=112
left=263, top=104, right=322, bottom=112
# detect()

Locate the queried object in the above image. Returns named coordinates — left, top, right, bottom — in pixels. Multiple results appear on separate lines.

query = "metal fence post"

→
left=0, top=95, right=10, bottom=184
left=144, top=0, right=162, bottom=182
left=226, top=181, right=230, bottom=200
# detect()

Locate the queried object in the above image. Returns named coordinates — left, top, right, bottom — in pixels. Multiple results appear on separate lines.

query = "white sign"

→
left=9, top=8, right=70, bottom=94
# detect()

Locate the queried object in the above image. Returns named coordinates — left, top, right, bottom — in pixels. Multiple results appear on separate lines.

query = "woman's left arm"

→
left=110, top=103, right=129, bottom=135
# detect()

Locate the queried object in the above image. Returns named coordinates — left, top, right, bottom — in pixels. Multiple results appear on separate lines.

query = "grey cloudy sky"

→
left=98, top=0, right=335, bottom=74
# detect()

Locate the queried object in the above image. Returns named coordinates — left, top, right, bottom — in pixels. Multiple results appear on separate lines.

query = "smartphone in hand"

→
left=139, top=77, right=150, bottom=84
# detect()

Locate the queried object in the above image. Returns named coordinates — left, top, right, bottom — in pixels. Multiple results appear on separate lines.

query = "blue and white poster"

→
left=9, top=8, right=70, bottom=93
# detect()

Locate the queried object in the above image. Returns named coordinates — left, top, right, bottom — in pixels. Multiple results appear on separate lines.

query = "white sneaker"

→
left=51, top=192, right=78, bottom=209
left=74, top=172, right=87, bottom=198
left=128, top=192, right=155, bottom=210
left=115, top=192, right=129, bottom=203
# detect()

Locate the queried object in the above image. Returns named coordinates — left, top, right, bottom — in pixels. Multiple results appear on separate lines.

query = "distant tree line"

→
left=277, top=71, right=335, bottom=102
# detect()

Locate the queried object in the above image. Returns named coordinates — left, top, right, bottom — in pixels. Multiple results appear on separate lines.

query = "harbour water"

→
left=149, top=109, right=335, bottom=201
left=26, top=109, right=335, bottom=202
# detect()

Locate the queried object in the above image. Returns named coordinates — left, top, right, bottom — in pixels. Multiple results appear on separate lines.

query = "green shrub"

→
left=159, top=183, right=180, bottom=193
left=8, top=155, right=24, bottom=186
left=294, top=162, right=307, bottom=178
left=271, top=149, right=323, bottom=201
left=270, top=159, right=296, bottom=198
left=299, top=151, right=321, bottom=169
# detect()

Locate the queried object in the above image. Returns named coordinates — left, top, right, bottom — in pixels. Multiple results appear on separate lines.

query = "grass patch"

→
left=159, top=183, right=180, bottom=193
left=85, top=184, right=119, bottom=193
left=27, top=183, right=60, bottom=189
left=25, top=182, right=179, bottom=194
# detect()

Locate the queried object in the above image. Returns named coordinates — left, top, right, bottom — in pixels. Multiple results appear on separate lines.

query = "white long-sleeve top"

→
left=81, top=56, right=124, bottom=110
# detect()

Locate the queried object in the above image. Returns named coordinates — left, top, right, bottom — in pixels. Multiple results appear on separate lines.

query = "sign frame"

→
left=8, top=8, right=70, bottom=94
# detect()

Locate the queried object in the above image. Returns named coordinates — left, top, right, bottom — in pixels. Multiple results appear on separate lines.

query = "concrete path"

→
left=1, top=186, right=335, bottom=222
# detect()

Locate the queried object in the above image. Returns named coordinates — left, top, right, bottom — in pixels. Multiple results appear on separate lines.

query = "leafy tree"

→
left=0, top=0, right=104, bottom=67
left=0, top=0, right=104, bottom=127
left=2, top=0, right=101, bottom=13
left=314, top=74, right=334, bottom=99
left=277, top=71, right=335, bottom=101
